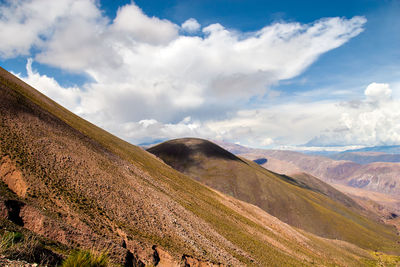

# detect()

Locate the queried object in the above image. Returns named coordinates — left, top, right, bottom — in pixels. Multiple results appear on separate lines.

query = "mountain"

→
left=241, top=149, right=361, bottom=181
left=328, top=151, right=400, bottom=164
left=233, top=147, right=400, bottom=196
left=347, top=162, right=400, bottom=194
left=2, top=69, right=396, bottom=265
left=147, top=138, right=400, bottom=256
left=345, top=145, right=400, bottom=154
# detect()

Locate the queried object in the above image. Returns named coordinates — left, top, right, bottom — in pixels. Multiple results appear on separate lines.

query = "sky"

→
left=0, top=0, right=399, bottom=150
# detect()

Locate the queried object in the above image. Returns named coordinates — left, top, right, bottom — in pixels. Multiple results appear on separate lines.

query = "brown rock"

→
left=0, top=156, right=28, bottom=197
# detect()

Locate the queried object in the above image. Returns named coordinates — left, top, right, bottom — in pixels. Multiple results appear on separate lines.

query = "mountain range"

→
left=328, top=151, right=400, bottom=164
left=215, top=141, right=400, bottom=223
left=215, top=142, right=400, bottom=196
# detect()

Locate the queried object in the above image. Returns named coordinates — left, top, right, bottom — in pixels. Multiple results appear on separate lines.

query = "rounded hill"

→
left=147, top=138, right=244, bottom=172
left=148, top=138, right=400, bottom=254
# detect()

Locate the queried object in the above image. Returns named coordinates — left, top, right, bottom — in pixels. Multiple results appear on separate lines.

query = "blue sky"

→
left=0, top=0, right=399, bottom=150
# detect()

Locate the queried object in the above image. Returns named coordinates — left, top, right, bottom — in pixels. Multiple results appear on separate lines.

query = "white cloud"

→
left=308, top=83, right=400, bottom=147
left=205, top=101, right=340, bottom=147
left=108, top=117, right=210, bottom=144
left=261, top=137, right=274, bottom=146
left=15, top=59, right=81, bottom=112
left=181, top=18, right=201, bottom=33
left=0, top=0, right=100, bottom=58
left=111, top=4, right=179, bottom=45
left=364, top=82, right=392, bottom=103
left=202, top=82, right=400, bottom=148
left=0, top=1, right=370, bottom=145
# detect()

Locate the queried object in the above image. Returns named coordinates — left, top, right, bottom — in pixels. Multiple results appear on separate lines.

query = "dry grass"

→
left=0, top=229, right=63, bottom=266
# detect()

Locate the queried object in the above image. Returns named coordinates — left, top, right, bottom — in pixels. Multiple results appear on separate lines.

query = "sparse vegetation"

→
left=0, top=228, right=63, bottom=266
left=0, top=231, right=23, bottom=253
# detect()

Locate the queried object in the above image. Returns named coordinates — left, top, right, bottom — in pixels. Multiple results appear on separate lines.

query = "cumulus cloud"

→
left=364, top=82, right=392, bottom=103
left=181, top=18, right=201, bottom=33
left=15, top=59, right=81, bottom=112
left=202, top=82, right=400, bottom=148
left=111, top=4, right=179, bottom=45
left=115, top=117, right=209, bottom=143
left=206, top=102, right=340, bottom=147
left=0, top=0, right=101, bottom=58
left=0, top=0, right=370, bottom=145
left=308, top=82, right=400, bottom=147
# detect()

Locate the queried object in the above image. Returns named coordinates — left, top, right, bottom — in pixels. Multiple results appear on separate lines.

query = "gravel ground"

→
left=0, top=255, right=39, bottom=267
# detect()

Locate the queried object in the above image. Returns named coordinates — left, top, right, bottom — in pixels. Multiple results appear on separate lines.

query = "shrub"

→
left=62, top=249, right=109, bottom=267
left=0, top=231, right=23, bottom=252
left=0, top=231, right=62, bottom=266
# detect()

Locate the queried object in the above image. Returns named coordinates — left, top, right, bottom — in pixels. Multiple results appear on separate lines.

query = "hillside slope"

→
left=330, top=183, right=400, bottom=225
left=1, top=68, right=394, bottom=266
left=148, top=138, right=400, bottom=255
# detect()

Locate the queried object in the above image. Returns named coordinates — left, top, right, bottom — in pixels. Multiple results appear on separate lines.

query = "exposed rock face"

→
left=152, top=245, right=178, bottom=266
left=182, top=254, right=225, bottom=267
left=149, top=246, right=225, bottom=267
left=0, top=156, right=28, bottom=197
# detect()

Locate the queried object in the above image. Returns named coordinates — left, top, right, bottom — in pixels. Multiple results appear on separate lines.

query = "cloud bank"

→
left=308, top=83, right=400, bottom=147
left=1, top=0, right=374, bottom=147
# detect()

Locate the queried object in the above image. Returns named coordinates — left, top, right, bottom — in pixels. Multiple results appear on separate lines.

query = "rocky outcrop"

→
left=0, top=156, right=28, bottom=197
left=182, top=254, right=225, bottom=267
left=151, top=246, right=225, bottom=267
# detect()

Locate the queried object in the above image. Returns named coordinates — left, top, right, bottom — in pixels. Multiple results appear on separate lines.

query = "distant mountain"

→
left=3, top=68, right=396, bottom=265
left=347, top=162, right=400, bottom=194
left=345, top=145, right=400, bottom=154
left=328, top=151, right=400, bottom=164
left=240, top=149, right=361, bottom=182
left=219, top=143, right=400, bottom=196
left=148, top=138, right=399, bottom=254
